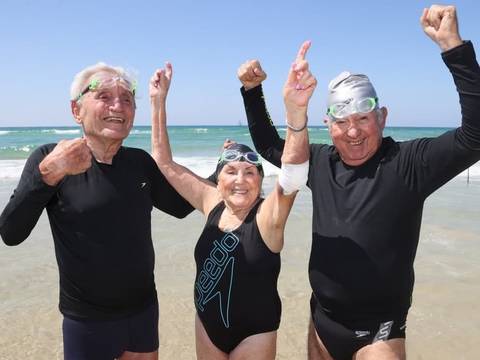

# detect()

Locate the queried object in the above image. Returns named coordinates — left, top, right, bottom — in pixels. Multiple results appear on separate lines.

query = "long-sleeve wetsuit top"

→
left=0, top=145, right=194, bottom=320
left=241, top=41, right=480, bottom=318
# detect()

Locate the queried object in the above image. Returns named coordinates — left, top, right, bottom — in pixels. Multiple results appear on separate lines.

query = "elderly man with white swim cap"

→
left=237, top=4, right=480, bottom=360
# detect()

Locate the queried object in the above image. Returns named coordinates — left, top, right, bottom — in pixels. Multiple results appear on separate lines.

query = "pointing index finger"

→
left=295, top=40, right=312, bottom=62
left=165, top=61, right=173, bottom=80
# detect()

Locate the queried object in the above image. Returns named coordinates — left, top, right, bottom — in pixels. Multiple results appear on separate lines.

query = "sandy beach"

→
left=1, top=176, right=479, bottom=360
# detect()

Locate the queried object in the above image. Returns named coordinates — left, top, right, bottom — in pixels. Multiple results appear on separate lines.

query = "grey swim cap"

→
left=327, top=71, right=378, bottom=119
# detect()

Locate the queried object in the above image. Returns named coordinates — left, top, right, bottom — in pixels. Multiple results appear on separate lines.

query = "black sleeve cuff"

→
left=240, top=84, right=264, bottom=99
left=31, top=163, right=59, bottom=193
left=442, top=40, right=476, bottom=65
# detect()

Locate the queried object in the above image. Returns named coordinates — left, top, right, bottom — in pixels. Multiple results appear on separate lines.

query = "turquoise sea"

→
left=0, top=125, right=479, bottom=180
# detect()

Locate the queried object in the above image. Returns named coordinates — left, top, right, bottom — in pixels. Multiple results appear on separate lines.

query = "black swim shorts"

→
left=310, top=295, right=407, bottom=360
left=62, top=300, right=159, bottom=360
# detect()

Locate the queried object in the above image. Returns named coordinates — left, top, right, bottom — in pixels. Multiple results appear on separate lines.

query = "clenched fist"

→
left=420, top=5, right=463, bottom=51
left=39, top=138, right=92, bottom=186
left=237, top=60, right=267, bottom=90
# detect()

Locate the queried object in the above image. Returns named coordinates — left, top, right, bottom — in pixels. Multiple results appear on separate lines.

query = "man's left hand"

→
left=420, top=5, right=463, bottom=52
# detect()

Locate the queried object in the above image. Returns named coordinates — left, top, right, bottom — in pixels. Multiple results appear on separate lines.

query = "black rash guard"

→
left=0, top=145, right=194, bottom=320
left=241, top=41, right=480, bottom=318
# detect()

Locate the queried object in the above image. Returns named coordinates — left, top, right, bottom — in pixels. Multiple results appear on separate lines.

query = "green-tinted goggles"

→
left=76, top=76, right=137, bottom=101
left=327, top=97, right=378, bottom=120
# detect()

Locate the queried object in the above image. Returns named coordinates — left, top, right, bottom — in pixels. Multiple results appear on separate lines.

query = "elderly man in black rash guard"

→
left=237, top=5, right=480, bottom=360
left=0, top=63, right=196, bottom=360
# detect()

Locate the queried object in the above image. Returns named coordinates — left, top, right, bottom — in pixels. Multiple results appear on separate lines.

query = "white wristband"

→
left=278, top=161, right=309, bottom=195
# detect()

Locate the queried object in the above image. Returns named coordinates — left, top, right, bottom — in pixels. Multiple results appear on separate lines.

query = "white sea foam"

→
left=0, top=145, right=34, bottom=153
left=0, top=158, right=477, bottom=181
left=0, top=157, right=272, bottom=180
left=130, top=129, right=151, bottom=135
left=173, top=156, right=217, bottom=177
left=0, top=160, right=27, bottom=179
left=260, top=161, right=281, bottom=177
left=0, top=131, right=10, bottom=135
left=193, top=128, right=208, bottom=134
left=173, top=156, right=280, bottom=178
left=54, top=129, right=80, bottom=134
left=41, top=129, right=80, bottom=135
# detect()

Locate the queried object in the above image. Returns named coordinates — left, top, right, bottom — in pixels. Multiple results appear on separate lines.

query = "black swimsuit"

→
left=194, top=199, right=281, bottom=353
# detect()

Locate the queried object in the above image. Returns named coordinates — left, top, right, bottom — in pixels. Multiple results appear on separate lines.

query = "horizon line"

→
left=0, top=124, right=456, bottom=129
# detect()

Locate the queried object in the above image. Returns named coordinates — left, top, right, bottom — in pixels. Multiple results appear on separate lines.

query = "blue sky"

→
left=1, top=0, right=479, bottom=127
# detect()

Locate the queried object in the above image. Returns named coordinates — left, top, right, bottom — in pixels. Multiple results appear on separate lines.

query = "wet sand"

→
left=0, top=178, right=479, bottom=359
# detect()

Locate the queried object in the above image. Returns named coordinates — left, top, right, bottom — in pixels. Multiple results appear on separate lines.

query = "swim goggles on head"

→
left=76, top=76, right=137, bottom=101
left=219, top=150, right=262, bottom=165
left=327, top=97, right=378, bottom=120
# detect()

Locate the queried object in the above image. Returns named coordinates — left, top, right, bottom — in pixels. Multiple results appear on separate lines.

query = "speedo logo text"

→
left=195, top=233, right=239, bottom=328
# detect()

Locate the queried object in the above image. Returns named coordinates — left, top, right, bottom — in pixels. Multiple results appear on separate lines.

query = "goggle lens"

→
left=76, top=76, right=137, bottom=101
left=327, top=97, right=377, bottom=120
left=356, top=97, right=376, bottom=113
left=245, top=152, right=260, bottom=163
left=221, top=150, right=261, bottom=165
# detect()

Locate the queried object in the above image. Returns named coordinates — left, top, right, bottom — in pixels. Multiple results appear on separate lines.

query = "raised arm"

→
left=406, top=5, right=480, bottom=195
left=257, top=41, right=315, bottom=252
left=150, top=63, right=219, bottom=214
left=238, top=61, right=284, bottom=168
left=421, top=5, right=480, bottom=150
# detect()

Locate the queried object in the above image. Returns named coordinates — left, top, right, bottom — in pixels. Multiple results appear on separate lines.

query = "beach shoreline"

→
left=1, top=177, right=479, bottom=359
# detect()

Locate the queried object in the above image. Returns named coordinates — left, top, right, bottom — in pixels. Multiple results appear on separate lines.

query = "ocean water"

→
left=1, top=127, right=480, bottom=358
left=1, top=125, right=479, bottom=181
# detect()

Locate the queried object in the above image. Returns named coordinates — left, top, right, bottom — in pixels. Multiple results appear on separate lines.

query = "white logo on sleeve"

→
left=140, top=182, right=147, bottom=189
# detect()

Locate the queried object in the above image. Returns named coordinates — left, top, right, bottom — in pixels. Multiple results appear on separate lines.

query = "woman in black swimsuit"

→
left=148, top=42, right=315, bottom=359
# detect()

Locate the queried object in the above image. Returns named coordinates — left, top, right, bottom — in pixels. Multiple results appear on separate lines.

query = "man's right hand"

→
left=39, top=138, right=92, bottom=186
left=237, top=60, right=267, bottom=90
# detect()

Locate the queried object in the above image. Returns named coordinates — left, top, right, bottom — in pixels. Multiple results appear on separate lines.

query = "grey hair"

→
left=69, top=62, right=137, bottom=101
